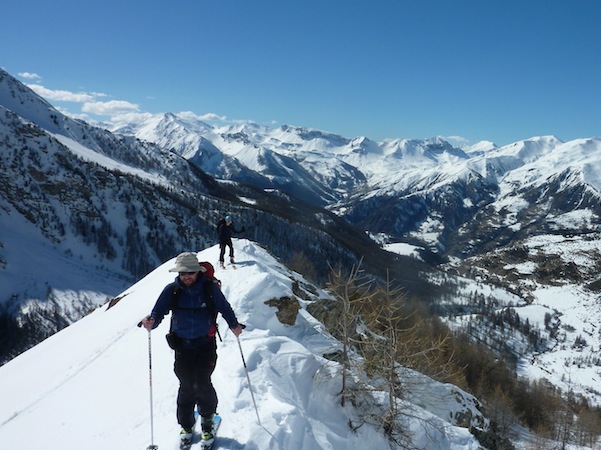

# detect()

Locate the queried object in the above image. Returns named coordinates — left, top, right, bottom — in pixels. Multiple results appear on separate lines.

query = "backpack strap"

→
left=169, top=278, right=222, bottom=341
left=203, top=278, right=222, bottom=341
left=168, top=284, right=181, bottom=334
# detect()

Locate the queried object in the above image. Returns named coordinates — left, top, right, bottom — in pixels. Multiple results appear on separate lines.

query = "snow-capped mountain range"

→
left=114, top=109, right=601, bottom=256
left=1, top=67, right=601, bottom=447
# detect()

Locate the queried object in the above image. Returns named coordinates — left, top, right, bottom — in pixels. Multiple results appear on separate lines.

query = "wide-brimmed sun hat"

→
left=168, top=252, right=203, bottom=273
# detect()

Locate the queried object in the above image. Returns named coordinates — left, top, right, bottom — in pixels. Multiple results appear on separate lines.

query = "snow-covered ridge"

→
left=0, top=242, right=482, bottom=449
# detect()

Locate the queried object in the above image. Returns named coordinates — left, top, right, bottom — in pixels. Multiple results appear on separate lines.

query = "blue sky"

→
left=2, top=0, right=600, bottom=146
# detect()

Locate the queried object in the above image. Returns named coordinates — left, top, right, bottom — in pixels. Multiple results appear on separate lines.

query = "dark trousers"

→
left=173, top=341, right=218, bottom=429
left=219, top=238, right=234, bottom=262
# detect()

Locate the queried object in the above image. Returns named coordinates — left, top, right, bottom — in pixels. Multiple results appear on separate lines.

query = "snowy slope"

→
left=426, top=227, right=601, bottom=408
left=0, top=241, right=482, bottom=450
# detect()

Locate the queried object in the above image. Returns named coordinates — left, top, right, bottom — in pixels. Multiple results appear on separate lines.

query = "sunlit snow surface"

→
left=0, top=241, right=482, bottom=450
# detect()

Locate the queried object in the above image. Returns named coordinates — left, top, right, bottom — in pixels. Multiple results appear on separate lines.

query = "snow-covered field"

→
left=402, top=230, right=601, bottom=409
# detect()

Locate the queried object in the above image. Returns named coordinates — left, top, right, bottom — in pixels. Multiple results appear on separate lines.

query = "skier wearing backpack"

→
left=217, top=215, right=245, bottom=268
left=140, top=252, right=243, bottom=449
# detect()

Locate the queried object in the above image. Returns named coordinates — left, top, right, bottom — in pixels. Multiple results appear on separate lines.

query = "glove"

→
left=138, top=316, right=154, bottom=330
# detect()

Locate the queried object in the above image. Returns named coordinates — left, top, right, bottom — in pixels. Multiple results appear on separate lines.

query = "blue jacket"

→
left=150, top=276, right=239, bottom=340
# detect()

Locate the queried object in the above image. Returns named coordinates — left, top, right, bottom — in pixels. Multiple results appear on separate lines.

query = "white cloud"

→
left=177, top=111, right=227, bottom=122
left=109, top=111, right=154, bottom=126
left=19, top=72, right=42, bottom=80
left=442, top=135, right=469, bottom=145
left=25, top=81, right=228, bottom=127
left=82, top=100, right=140, bottom=116
left=27, top=84, right=97, bottom=103
left=87, top=91, right=108, bottom=99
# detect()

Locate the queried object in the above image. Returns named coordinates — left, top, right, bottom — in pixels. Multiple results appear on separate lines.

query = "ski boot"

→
left=179, top=427, right=193, bottom=450
left=200, top=414, right=215, bottom=446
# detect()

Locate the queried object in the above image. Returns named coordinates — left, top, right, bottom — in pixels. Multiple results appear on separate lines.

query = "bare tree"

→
left=574, top=406, right=601, bottom=448
left=360, top=273, right=463, bottom=443
left=485, top=385, right=517, bottom=439
left=357, top=274, right=409, bottom=444
left=324, top=267, right=460, bottom=446
left=325, top=261, right=375, bottom=407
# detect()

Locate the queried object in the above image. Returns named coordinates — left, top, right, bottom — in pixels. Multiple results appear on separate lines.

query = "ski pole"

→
left=146, top=329, right=159, bottom=450
left=236, top=335, right=261, bottom=426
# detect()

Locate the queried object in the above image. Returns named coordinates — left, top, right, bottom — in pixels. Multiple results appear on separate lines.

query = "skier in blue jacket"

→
left=141, top=252, right=243, bottom=448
